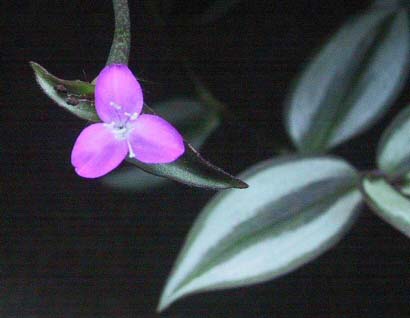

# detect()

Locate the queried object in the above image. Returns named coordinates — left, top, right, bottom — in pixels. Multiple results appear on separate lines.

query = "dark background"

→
left=2, top=0, right=410, bottom=317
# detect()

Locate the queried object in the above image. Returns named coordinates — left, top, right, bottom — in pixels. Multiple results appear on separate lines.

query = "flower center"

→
left=114, top=124, right=132, bottom=139
left=104, top=121, right=132, bottom=140
left=104, top=101, right=140, bottom=158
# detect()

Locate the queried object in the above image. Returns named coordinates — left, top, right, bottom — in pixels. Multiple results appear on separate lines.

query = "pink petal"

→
left=95, top=64, right=143, bottom=123
left=129, top=114, right=185, bottom=163
left=71, top=123, right=128, bottom=178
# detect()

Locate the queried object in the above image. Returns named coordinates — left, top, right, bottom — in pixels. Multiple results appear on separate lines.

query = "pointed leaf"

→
left=360, top=173, right=410, bottom=238
left=158, top=156, right=361, bottom=311
left=285, top=8, right=410, bottom=153
left=124, top=104, right=246, bottom=190
left=30, top=62, right=99, bottom=122
left=101, top=166, right=169, bottom=192
left=377, top=106, right=410, bottom=176
left=126, top=144, right=246, bottom=190
left=102, top=98, right=221, bottom=191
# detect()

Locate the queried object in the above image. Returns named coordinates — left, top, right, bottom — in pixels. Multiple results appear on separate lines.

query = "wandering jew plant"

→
left=157, top=0, right=410, bottom=311
left=30, top=0, right=410, bottom=314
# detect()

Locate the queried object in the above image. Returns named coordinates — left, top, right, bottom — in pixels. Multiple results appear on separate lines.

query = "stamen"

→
left=103, top=121, right=116, bottom=128
left=127, top=141, right=135, bottom=158
left=109, top=101, right=122, bottom=110
left=109, top=102, right=123, bottom=122
left=124, top=112, right=139, bottom=120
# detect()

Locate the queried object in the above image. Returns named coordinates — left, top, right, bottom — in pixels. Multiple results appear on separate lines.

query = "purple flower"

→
left=71, top=64, right=185, bottom=178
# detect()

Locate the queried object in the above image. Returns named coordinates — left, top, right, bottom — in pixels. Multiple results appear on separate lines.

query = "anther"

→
left=103, top=121, right=116, bottom=128
left=109, top=101, right=122, bottom=110
left=124, top=112, right=139, bottom=121
left=127, top=141, right=135, bottom=158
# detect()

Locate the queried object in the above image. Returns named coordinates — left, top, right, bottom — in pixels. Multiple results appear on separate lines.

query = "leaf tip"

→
left=234, top=179, right=249, bottom=189
left=156, top=293, right=173, bottom=313
left=30, top=61, right=47, bottom=92
left=29, top=61, right=41, bottom=73
left=157, top=286, right=187, bottom=313
left=156, top=302, right=166, bottom=313
left=29, top=61, right=48, bottom=88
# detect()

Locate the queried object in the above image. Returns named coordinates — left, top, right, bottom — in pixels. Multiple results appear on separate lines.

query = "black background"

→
left=2, top=0, right=410, bottom=317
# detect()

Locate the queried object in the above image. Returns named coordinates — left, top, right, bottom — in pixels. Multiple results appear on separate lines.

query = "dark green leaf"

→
left=30, top=62, right=98, bottom=122
left=127, top=142, right=246, bottom=190
left=127, top=104, right=246, bottom=189
left=101, top=166, right=169, bottom=192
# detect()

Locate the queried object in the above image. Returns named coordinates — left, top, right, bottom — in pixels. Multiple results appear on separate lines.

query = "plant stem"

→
left=107, top=0, right=131, bottom=65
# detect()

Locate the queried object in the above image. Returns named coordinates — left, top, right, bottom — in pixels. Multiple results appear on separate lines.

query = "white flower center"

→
left=103, top=121, right=131, bottom=139
left=113, top=123, right=132, bottom=139
left=104, top=101, right=140, bottom=158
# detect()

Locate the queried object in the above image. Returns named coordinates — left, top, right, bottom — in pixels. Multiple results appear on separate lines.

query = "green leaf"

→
left=377, top=106, right=410, bottom=176
left=101, top=98, right=222, bottom=191
left=285, top=7, right=410, bottom=153
left=101, top=166, right=169, bottom=192
left=127, top=139, right=246, bottom=190
left=360, top=173, right=410, bottom=238
left=129, top=105, right=246, bottom=190
left=30, top=62, right=99, bottom=122
left=158, top=156, right=361, bottom=311
left=129, top=104, right=245, bottom=190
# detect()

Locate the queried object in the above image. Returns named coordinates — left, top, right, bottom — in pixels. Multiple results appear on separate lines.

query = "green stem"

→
left=107, top=0, right=131, bottom=65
